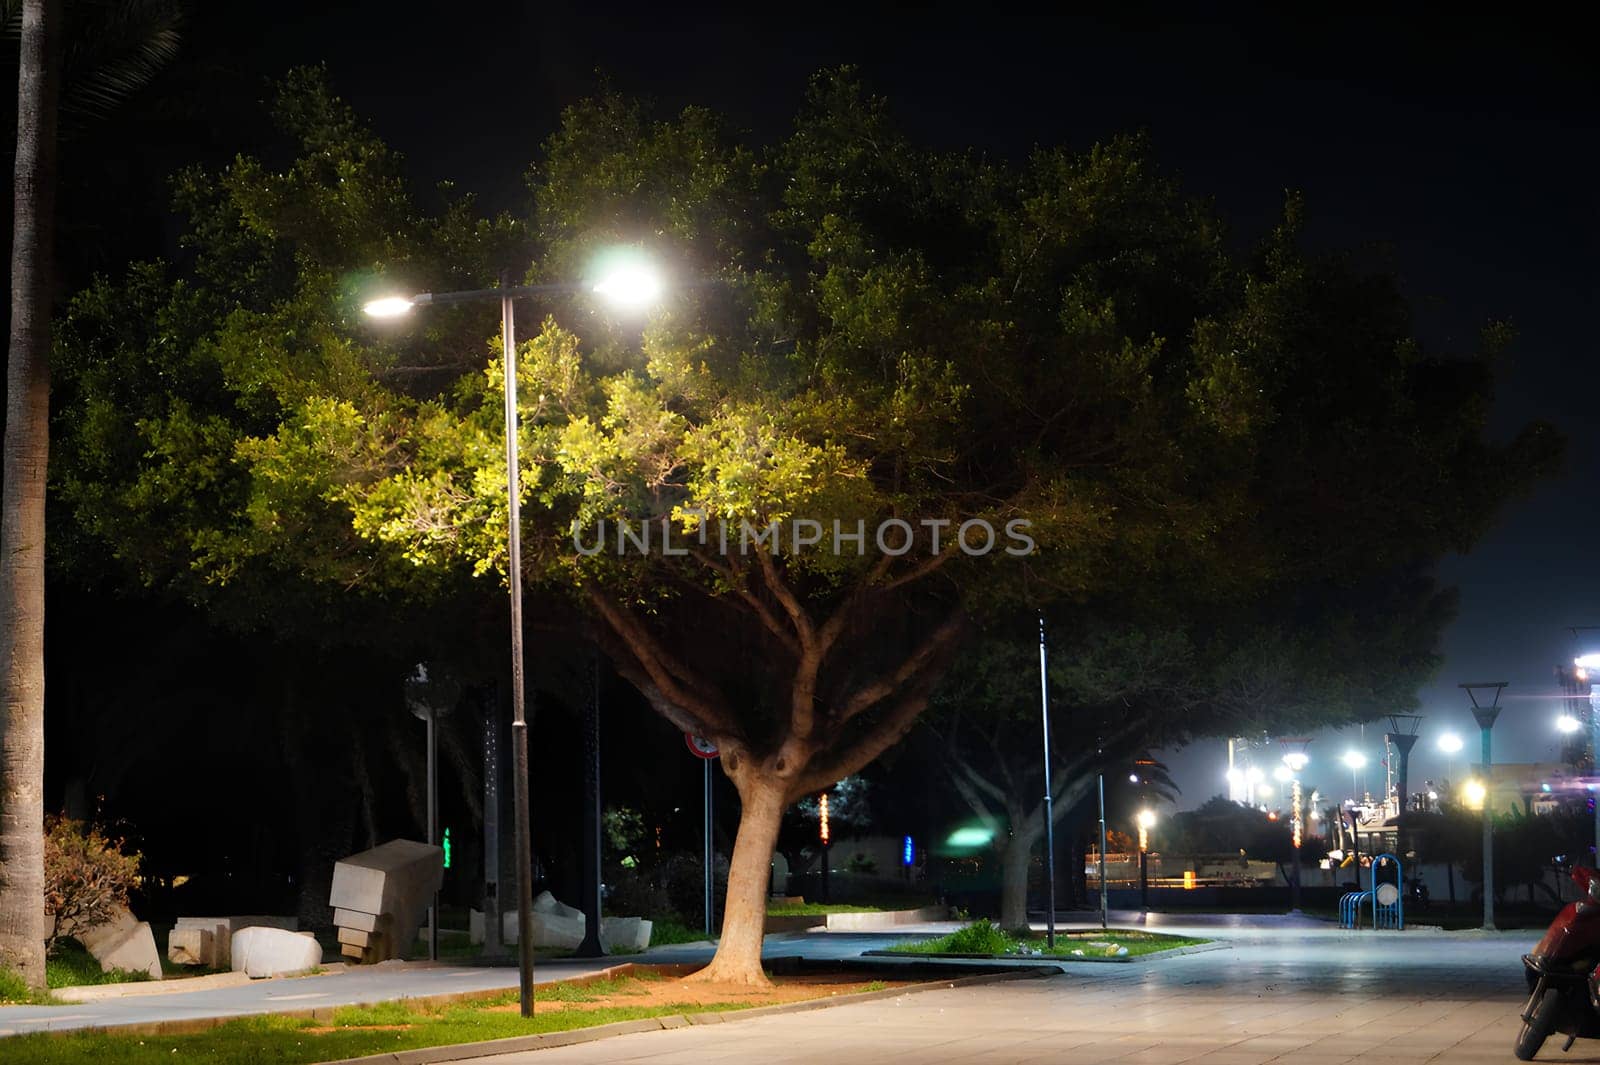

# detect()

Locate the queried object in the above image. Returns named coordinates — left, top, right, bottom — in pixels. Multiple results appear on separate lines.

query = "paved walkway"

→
left=0, top=911, right=1541, bottom=1065
left=460, top=916, right=1537, bottom=1065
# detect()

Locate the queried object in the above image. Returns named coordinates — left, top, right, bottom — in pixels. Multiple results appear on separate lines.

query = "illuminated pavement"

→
left=0, top=914, right=1540, bottom=1065
left=466, top=917, right=1537, bottom=1065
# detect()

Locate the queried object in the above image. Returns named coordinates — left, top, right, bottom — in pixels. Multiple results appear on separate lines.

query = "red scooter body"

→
left=1518, top=867, right=1600, bottom=1059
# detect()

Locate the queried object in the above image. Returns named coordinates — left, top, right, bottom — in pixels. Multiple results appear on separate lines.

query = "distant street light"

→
left=1460, top=681, right=1508, bottom=930
left=1576, top=653, right=1600, bottom=670
left=1558, top=715, right=1582, bottom=734
left=364, top=254, right=664, bottom=1016
left=1342, top=750, right=1367, bottom=801
left=1136, top=809, right=1156, bottom=910
left=1279, top=738, right=1312, bottom=912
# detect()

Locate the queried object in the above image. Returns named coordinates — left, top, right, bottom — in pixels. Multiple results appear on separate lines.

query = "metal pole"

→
left=1481, top=723, right=1495, bottom=930
left=1591, top=686, right=1599, bottom=865
left=576, top=652, right=604, bottom=956
left=1038, top=616, right=1056, bottom=948
left=1097, top=767, right=1108, bottom=930
left=503, top=284, right=536, bottom=1015
left=482, top=696, right=503, bottom=957
left=703, top=758, right=713, bottom=935
left=427, top=709, right=438, bottom=961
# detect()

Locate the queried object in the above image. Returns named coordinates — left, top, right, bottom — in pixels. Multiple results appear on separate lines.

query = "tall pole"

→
left=1290, top=778, right=1302, bottom=913
left=1038, top=616, right=1056, bottom=948
left=1097, top=758, right=1108, bottom=931
left=1591, top=685, right=1600, bottom=865
left=1461, top=682, right=1506, bottom=932
left=704, top=758, right=714, bottom=934
left=503, top=284, right=536, bottom=1015
left=427, top=708, right=438, bottom=961
left=576, top=652, right=604, bottom=956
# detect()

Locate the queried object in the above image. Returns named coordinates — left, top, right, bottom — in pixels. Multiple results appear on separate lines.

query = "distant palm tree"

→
left=0, top=0, right=180, bottom=988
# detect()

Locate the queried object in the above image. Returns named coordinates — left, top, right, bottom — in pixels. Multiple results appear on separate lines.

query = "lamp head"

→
left=592, top=255, right=663, bottom=311
left=363, top=296, right=415, bottom=318
left=1341, top=750, right=1367, bottom=770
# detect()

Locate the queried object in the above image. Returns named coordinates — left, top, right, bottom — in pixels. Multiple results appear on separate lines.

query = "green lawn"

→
left=767, top=898, right=936, bottom=917
left=887, top=919, right=1208, bottom=959
left=0, top=978, right=752, bottom=1065
left=45, top=940, right=151, bottom=989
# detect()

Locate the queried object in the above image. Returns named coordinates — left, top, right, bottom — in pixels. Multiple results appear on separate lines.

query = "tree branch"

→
left=586, top=586, right=736, bottom=735
left=837, top=612, right=967, bottom=725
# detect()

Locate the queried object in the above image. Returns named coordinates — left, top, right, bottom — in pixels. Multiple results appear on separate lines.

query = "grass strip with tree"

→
left=886, top=919, right=1208, bottom=960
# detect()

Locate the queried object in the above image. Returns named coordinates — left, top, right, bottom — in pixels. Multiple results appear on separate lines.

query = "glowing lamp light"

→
left=818, top=793, right=830, bottom=845
left=1129, top=773, right=1140, bottom=783
left=363, top=295, right=415, bottom=318
left=1576, top=653, right=1600, bottom=670
left=1246, top=767, right=1265, bottom=783
left=945, top=825, right=994, bottom=849
left=1342, top=750, right=1367, bottom=770
left=1283, top=752, right=1309, bottom=772
left=592, top=260, right=663, bottom=310
left=1463, top=779, right=1488, bottom=810
left=1225, top=768, right=1244, bottom=784
left=442, top=826, right=452, bottom=870
left=1559, top=715, right=1582, bottom=734
left=902, top=835, right=914, bottom=866
left=1136, top=809, right=1157, bottom=829
left=1273, top=766, right=1292, bottom=782
left=1437, top=733, right=1464, bottom=754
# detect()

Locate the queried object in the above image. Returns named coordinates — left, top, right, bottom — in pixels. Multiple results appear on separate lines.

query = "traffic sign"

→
left=685, top=733, right=719, bottom=760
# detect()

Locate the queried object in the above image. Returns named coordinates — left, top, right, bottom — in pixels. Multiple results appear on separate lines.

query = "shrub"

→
left=44, top=816, right=142, bottom=951
left=942, top=919, right=1014, bottom=955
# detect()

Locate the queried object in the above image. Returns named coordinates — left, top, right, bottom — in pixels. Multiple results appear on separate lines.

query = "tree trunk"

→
left=684, top=775, right=786, bottom=986
left=998, top=825, right=1037, bottom=931
left=0, top=0, right=61, bottom=989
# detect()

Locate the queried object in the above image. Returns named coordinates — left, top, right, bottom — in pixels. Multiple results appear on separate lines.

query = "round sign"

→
left=1375, top=882, right=1400, bottom=906
left=685, top=733, right=719, bottom=760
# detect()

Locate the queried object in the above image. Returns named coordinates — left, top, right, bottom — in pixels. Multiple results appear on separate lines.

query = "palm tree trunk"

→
left=0, top=0, right=63, bottom=989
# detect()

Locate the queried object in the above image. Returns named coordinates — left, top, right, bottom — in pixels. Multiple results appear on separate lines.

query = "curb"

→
left=317, top=968, right=1049, bottom=1065
left=862, top=938, right=1229, bottom=965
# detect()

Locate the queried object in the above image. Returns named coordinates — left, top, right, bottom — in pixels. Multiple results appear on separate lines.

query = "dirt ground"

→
left=496, top=971, right=908, bottom=1014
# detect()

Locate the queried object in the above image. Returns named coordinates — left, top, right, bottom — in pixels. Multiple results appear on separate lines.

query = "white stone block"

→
left=600, top=916, right=652, bottom=954
left=469, top=908, right=484, bottom=945
left=532, top=891, right=584, bottom=922
left=498, top=908, right=588, bottom=948
left=231, top=926, right=322, bottom=978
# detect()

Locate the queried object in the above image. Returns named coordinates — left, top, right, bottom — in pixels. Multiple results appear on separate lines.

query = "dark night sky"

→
left=73, top=9, right=1600, bottom=807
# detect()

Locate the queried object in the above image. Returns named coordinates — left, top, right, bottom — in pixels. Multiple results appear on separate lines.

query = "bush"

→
left=44, top=816, right=142, bottom=951
left=942, top=919, right=1013, bottom=955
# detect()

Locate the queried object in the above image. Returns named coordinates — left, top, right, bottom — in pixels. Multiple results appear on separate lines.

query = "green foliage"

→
left=45, top=938, right=151, bottom=988
left=939, top=918, right=1013, bottom=955
left=645, top=918, right=705, bottom=947
left=0, top=967, right=56, bottom=1004
left=889, top=922, right=1206, bottom=958
left=43, top=817, right=142, bottom=952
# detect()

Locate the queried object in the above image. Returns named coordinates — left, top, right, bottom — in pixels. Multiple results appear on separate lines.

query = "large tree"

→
left=0, top=0, right=62, bottom=987
left=51, top=71, right=1559, bottom=988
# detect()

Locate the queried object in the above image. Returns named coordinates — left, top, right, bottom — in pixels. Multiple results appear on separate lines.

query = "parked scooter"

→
left=1518, top=866, right=1600, bottom=1059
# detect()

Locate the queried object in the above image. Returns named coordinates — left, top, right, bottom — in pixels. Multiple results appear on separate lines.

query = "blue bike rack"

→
left=1371, top=852, right=1404, bottom=930
left=1339, top=888, right=1372, bottom=928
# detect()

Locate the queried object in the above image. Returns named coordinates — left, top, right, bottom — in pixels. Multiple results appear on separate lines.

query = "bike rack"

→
left=1370, top=852, right=1404, bottom=930
left=1339, top=888, right=1373, bottom=928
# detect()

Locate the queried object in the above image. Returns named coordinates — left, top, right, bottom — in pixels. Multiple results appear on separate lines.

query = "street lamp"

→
left=1437, top=731, right=1464, bottom=786
left=1342, top=750, right=1367, bottom=802
left=1574, top=654, right=1600, bottom=865
left=1460, top=681, right=1508, bottom=930
left=1279, top=738, right=1312, bottom=912
left=1137, top=809, right=1156, bottom=911
left=1559, top=715, right=1582, bottom=734
left=364, top=256, right=664, bottom=1016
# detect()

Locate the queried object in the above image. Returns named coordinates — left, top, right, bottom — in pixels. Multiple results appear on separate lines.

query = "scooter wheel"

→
left=1516, top=988, right=1562, bottom=1061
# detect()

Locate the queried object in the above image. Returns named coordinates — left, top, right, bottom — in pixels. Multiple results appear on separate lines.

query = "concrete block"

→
left=333, top=908, right=382, bottom=933
left=79, top=912, right=162, bottom=981
left=231, top=926, right=322, bottom=978
left=340, top=942, right=367, bottom=960
left=469, top=908, right=484, bottom=945
left=228, top=915, right=298, bottom=932
left=329, top=839, right=441, bottom=962
left=600, top=916, right=653, bottom=953
left=337, top=927, right=372, bottom=948
left=167, top=927, right=213, bottom=967
left=174, top=917, right=233, bottom=967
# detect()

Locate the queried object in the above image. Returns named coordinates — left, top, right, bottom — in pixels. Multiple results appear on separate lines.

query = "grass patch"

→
left=0, top=980, right=761, bottom=1064
left=44, top=939, right=151, bottom=989
left=887, top=919, right=1208, bottom=959
left=766, top=897, right=934, bottom=917
left=645, top=918, right=706, bottom=947
left=0, top=968, right=58, bottom=1005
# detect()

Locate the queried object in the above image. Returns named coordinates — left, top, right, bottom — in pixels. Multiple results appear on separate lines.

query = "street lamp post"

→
left=1385, top=715, right=1422, bottom=859
left=1280, top=739, right=1311, bottom=913
left=1576, top=653, right=1600, bottom=862
left=1136, top=809, right=1155, bottom=911
left=1437, top=732, right=1463, bottom=790
left=1460, top=682, right=1508, bottom=931
left=364, top=258, right=662, bottom=1017
left=1037, top=616, right=1057, bottom=948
